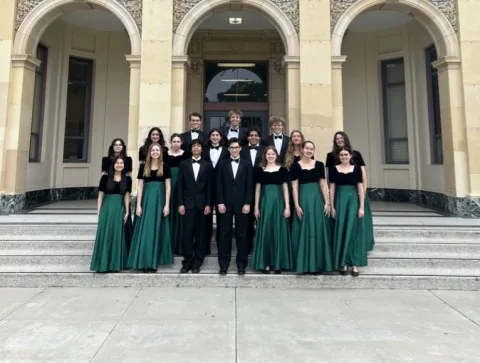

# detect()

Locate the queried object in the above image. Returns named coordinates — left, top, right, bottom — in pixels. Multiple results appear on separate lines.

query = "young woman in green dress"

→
left=90, top=156, right=132, bottom=273
left=325, top=131, right=375, bottom=251
left=127, top=143, right=173, bottom=273
left=291, top=141, right=332, bottom=274
left=329, top=147, right=368, bottom=276
left=164, top=133, right=189, bottom=255
left=252, top=146, right=292, bottom=274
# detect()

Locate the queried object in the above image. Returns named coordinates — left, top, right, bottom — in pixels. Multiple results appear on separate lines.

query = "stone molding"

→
left=432, top=56, right=462, bottom=72
left=330, top=0, right=457, bottom=34
left=11, top=54, right=41, bottom=71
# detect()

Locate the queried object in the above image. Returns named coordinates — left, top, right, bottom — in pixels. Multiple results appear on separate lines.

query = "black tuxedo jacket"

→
left=219, top=126, right=249, bottom=146
left=264, top=134, right=290, bottom=161
left=180, top=130, right=208, bottom=151
left=202, top=145, right=230, bottom=168
left=240, top=144, right=265, bottom=168
left=216, top=158, right=253, bottom=213
left=176, top=159, right=213, bottom=210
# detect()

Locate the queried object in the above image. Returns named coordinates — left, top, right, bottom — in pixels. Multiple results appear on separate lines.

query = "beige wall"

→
left=26, top=20, right=130, bottom=191
left=342, top=20, right=444, bottom=192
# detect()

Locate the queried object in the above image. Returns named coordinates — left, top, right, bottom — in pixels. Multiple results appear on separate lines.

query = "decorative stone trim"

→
left=188, top=59, right=203, bottom=74
left=15, top=0, right=143, bottom=33
left=330, top=0, right=457, bottom=34
left=173, top=0, right=299, bottom=33
left=269, top=59, right=284, bottom=74
left=11, top=54, right=41, bottom=71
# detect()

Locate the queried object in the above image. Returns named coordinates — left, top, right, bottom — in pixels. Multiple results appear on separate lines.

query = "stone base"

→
left=368, top=188, right=480, bottom=218
left=0, top=187, right=97, bottom=214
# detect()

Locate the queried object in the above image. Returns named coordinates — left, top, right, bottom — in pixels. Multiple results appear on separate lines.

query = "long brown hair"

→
left=331, top=131, right=353, bottom=161
left=143, top=143, right=164, bottom=177
left=284, top=130, right=305, bottom=168
left=260, top=146, right=281, bottom=168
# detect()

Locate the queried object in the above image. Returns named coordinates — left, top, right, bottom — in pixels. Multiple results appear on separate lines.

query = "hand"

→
left=324, top=203, right=330, bottom=216
left=124, top=213, right=129, bottom=224
left=295, top=206, right=303, bottom=219
left=178, top=205, right=185, bottom=215
left=284, top=207, right=290, bottom=219
left=358, top=208, right=365, bottom=218
left=204, top=206, right=211, bottom=215
left=331, top=208, right=336, bottom=219
left=254, top=207, right=260, bottom=220
left=136, top=206, right=142, bottom=217
left=163, top=205, right=170, bottom=216
left=218, top=204, right=226, bottom=214
left=242, top=205, right=250, bottom=214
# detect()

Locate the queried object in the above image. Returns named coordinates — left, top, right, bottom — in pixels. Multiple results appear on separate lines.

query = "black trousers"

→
left=205, top=205, right=218, bottom=255
left=217, top=210, right=249, bottom=271
left=182, top=208, right=206, bottom=269
left=247, top=211, right=255, bottom=254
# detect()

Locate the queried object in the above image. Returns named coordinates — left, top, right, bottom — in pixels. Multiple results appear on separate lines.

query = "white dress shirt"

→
left=192, top=157, right=201, bottom=181
left=227, top=127, right=240, bottom=140
left=190, top=130, right=199, bottom=140
left=249, top=144, right=258, bottom=167
left=231, top=157, right=240, bottom=178
left=209, top=145, right=221, bottom=168
left=273, top=133, right=283, bottom=155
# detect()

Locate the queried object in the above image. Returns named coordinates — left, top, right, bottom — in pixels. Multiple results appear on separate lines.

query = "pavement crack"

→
left=429, top=290, right=480, bottom=329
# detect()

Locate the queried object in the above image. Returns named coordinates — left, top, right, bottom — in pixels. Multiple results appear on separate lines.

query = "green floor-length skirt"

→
left=361, top=197, right=375, bottom=251
left=292, top=183, right=332, bottom=273
left=252, top=184, right=293, bottom=271
left=90, top=194, right=128, bottom=272
left=169, top=167, right=183, bottom=254
left=332, top=186, right=368, bottom=269
left=127, top=181, right=173, bottom=269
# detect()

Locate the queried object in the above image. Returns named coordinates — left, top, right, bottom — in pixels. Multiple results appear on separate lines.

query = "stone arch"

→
left=13, top=0, right=141, bottom=56
left=173, top=0, right=299, bottom=57
left=331, top=0, right=460, bottom=58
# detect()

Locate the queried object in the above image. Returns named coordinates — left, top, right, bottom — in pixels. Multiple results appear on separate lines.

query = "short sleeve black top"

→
left=329, top=165, right=362, bottom=186
left=101, top=156, right=133, bottom=173
left=137, top=163, right=171, bottom=182
left=290, top=161, right=326, bottom=184
left=163, top=151, right=190, bottom=168
left=325, top=150, right=366, bottom=168
left=254, top=166, right=288, bottom=185
left=98, top=175, right=132, bottom=195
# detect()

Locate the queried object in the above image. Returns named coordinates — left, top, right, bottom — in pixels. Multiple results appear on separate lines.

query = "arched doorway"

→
left=4, top=0, right=141, bottom=210
left=171, top=0, right=300, bottom=135
left=330, top=0, right=466, bottom=213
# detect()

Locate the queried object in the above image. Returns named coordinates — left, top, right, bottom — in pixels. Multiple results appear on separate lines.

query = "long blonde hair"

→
left=284, top=130, right=305, bottom=169
left=143, top=143, right=164, bottom=177
left=260, top=146, right=281, bottom=168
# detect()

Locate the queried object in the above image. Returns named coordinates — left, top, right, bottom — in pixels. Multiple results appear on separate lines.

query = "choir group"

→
left=90, top=109, right=375, bottom=276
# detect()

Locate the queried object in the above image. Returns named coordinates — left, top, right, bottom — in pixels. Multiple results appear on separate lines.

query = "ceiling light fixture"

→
left=221, top=79, right=254, bottom=82
left=229, top=17, right=243, bottom=25
left=223, top=93, right=250, bottom=96
left=217, top=63, right=255, bottom=67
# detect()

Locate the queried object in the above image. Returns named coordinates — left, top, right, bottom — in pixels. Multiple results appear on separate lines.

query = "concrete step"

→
left=0, top=255, right=479, bottom=275
left=0, top=272, right=478, bottom=290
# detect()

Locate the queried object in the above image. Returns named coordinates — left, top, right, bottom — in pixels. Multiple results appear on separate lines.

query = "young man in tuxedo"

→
left=240, top=128, right=265, bottom=253
left=216, top=137, right=253, bottom=275
left=177, top=139, right=213, bottom=273
left=219, top=108, right=249, bottom=146
left=181, top=112, right=207, bottom=150
left=264, top=116, right=289, bottom=163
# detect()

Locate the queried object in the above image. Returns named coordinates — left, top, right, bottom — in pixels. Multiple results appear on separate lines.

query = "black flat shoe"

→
left=219, top=269, right=227, bottom=275
left=192, top=268, right=200, bottom=274
left=238, top=269, right=246, bottom=275
left=352, top=269, right=359, bottom=277
left=180, top=267, right=189, bottom=274
left=274, top=270, right=282, bottom=275
left=340, top=267, right=348, bottom=276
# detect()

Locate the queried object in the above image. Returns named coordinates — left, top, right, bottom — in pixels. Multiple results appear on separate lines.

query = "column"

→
left=186, top=59, right=204, bottom=119
left=126, top=54, right=140, bottom=194
left=299, top=0, right=333, bottom=158
left=433, top=57, right=469, bottom=198
left=331, top=55, right=347, bottom=132
left=268, top=59, right=286, bottom=120
left=138, top=0, right=173, bottom=142
left=171, top=55, right=188, bottom=133
left=3, top=55, right=40, bottom=200
left=284, top=56, right=300, bottom=133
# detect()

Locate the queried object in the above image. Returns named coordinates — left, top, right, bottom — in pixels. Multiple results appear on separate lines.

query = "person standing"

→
left=219, top=109, right=248, bottom=145
left=216, top=138, right=253, bottom=275
left=252, top=147, right=292, bottom=273
left=329, top=147, right=368, bottom=276
left=240, top=128, right=265, bottom=253
left=181, top=112, right=207, bottom=151
left=101, top=138, right=133, bottom=176
left=264, top=116, right=290, bottom=163
left=138, top=127, right=167, bottom=164
left=291, top=141, right=332, bottom=274
left=91, top=156, right=131, bottom=272
left=128, top=143, right=173, bottom=273
left=177, top=140, right=213, bottom=273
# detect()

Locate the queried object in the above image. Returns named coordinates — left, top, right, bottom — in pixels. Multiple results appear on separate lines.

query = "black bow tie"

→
left=230, top=128, right=238, bottom=133
left=211, top=145, right=220, bottom=150
left=191, top=129, right=199, bottom=134
left=231, top=158, right=239, bottom=163
left=192, top=159, right=200, bottom=164
left=274, top=135, right=282, bottom=140
left=249, top=146, right=258, bottom=150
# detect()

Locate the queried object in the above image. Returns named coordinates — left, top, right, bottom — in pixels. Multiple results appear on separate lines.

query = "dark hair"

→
left=247, top=127, right=261, bottom=137
left=227, top=137, right=240, bottom=147
left=189, top=139, right=204, bottom=150
left=108, top=138, right=127, bottom=159
left=142, top=127, right=166, bottom=153
left=302, top=140, right=316, bottom=149
left=260, top=146, right=280, bottom=168
left=189, top=112, right=203, bottom=121
left=106, top=155, right=128, bottom=194
left=170, top=133, right=183, bottom=143
left=207, top=128, right=225, bottom=147
left=338, top=146, right=355, bottom=165
left=332, top=131, right=352, bottom=160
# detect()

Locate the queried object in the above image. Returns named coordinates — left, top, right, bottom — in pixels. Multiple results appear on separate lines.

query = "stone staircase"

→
left=0, top=201, right=479, bottom=290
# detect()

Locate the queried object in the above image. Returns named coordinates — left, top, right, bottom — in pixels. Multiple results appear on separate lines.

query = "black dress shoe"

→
left=192, top=268, right=200, bottom=274
left=238, top=269, right=246, bottom=275
left=180, top=267, right=189, bottom=274
left=219, top=269, right=227, bottom=275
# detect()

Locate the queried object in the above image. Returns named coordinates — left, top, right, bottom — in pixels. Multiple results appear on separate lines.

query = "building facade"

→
left=0, top=0, right=479, bottom=217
